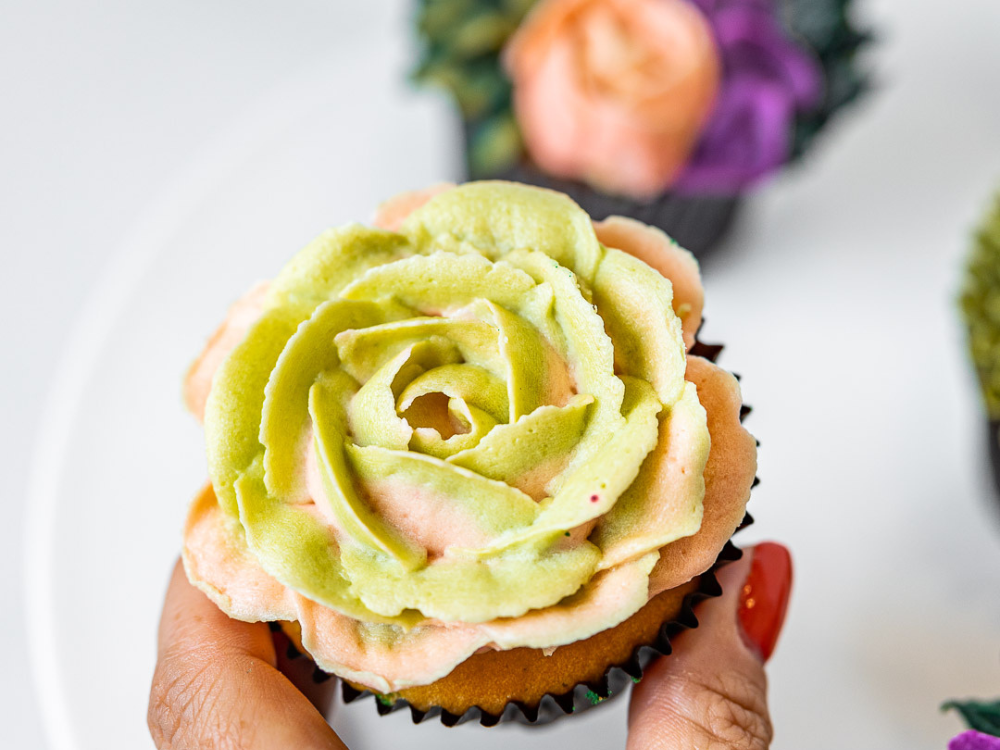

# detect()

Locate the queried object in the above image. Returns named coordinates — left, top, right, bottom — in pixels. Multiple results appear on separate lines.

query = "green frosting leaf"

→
left=593, top=247, right=686, bottom=407
left=349, top=342, right=461, bottom=451
left=408, top=397, right=498, bottom=460
left=205, top=307, right=304, bottom=517
left=943, top=699, right=1000, bottom=737
left=341, top=251, right=538, bottom=313
left=447, top=395, right=593, bottom=488
left=340, top=535, right=600, bottom=623
left=400, top=181, right=604, bottom=283
left=471, top=300, right=547, bottom=420
left=261, top=300, right=395, bottom=501
left=455, top=377, right=661, bottom=557
left=335, top=317, right=505, bottom=384
left=310, top=373, right=427, bottom=570
left=266, top=225, right=413, bottom=312
left=503, top=248, right=627, bottom=490
left=234, top=457, right=420, bottom=625
left=593, top=381, right=708, bottom=570
left=399, top=363, right=508, bottom=423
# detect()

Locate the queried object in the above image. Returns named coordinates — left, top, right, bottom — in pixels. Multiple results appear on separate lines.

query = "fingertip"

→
left=737, top=542, right=793, bottom=663
left=626, top=544, right=789, bottom=749
left=150, top=559, right=346, bottom=749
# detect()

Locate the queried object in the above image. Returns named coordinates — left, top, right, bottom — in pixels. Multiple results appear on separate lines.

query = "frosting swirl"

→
left=183, top=182, right=753, bottom=691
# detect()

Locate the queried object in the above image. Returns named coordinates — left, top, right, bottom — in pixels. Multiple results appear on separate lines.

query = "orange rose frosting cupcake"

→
left=414, top=0, right=869, bottom=257
left=506, top=0, right=721, bottom=199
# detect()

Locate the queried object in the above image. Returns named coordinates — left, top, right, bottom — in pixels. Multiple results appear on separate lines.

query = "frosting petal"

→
left=593, top=216, right=703, bottom=350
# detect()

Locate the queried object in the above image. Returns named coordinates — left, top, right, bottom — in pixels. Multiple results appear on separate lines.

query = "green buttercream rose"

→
left=202, top=181, right=708, bottom=626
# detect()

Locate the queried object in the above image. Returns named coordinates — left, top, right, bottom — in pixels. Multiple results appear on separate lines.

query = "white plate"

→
left=23, top=26, right=637, bottom=750
left=25, top=6, right=1000, bottom=749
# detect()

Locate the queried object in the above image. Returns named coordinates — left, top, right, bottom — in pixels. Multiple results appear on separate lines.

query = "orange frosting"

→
left=506, top=0, right=721, bottom=198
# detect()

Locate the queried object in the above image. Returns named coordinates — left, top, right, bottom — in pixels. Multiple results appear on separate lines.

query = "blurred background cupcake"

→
left=943, top=697, right=1000, bottom=749
left=413, top=0, right=871, bottom=256
left=961, top=191, right=1000, bottom=513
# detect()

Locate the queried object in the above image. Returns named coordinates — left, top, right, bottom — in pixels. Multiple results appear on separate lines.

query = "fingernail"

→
left=737, top=542, right=793, bottom=663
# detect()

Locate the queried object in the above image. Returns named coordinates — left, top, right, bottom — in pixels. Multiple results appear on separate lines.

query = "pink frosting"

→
left=184, top=281, right=269, bottom=423
left=361, top=477, right=497, bottom=556
left=184, top=485, right=656, bottom=691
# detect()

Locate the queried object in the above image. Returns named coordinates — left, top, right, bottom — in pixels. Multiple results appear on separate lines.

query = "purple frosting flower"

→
left=675, top=0, right=824, bottom=194
left=949, top=731, right=1000, bottom=750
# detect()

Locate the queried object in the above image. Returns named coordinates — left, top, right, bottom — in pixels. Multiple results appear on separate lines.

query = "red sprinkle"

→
left=590, top=494, right=599, bottom=502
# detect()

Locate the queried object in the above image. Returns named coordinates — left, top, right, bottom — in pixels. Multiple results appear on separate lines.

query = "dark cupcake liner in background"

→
left=986, top=421, right=1000, bottom=516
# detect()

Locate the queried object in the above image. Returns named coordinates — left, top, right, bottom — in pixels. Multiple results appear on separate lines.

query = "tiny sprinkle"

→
left=585, top=690, right=604, bottom=706
left=590, top=494, right=599, bottom=502
left=565, top=531, right=571, bottom=537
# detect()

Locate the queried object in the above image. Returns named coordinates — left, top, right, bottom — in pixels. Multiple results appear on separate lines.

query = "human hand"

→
left=148, top=560, right=345, bottom=749
left=148, top=543, right=790, bottom=749
left=628, top=542, right=792, bottom=749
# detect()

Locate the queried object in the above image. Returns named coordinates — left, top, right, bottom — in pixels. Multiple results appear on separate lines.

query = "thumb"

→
left=627, top=542, right=792, bottom=750
left=148, top=560, right=347, bottom=750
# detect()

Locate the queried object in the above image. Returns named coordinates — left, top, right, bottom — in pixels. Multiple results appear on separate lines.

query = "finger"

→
left=627, top=542, right=792, bottom=750
left=148, top=560, right=347, bottom=750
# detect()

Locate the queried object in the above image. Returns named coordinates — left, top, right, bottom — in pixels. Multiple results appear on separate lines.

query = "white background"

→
left=2, top=0, right=999, bottom=748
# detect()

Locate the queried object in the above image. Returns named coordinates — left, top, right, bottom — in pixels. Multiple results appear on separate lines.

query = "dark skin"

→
left=149, top=545, right=786, bottom=749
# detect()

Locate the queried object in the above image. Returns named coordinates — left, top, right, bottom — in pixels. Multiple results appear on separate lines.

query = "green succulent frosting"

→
left=204, top=182, right=701, bottom=626
left=962, top=194, right=1000, bottom=418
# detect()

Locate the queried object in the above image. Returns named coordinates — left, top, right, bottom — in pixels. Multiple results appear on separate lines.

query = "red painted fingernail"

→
left=737, top=542, right=793, bottom=663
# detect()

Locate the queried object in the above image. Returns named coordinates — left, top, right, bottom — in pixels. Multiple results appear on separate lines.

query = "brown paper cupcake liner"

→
left=276, top=335, right=758, bottom=727
left=336, top=533, right=749, bottom=727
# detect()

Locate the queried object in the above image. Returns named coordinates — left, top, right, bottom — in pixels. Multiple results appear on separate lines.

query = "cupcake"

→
left=413, top=0, right=870, bottom=256
left=961, top=192, right=1000, bottom=510
left=944, top=698, right=1000, bottom=749
left=181, top=181, right=757, bottom=725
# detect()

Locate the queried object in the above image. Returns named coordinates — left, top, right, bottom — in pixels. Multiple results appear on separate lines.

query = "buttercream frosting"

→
left=181, top=181, right=754, bottom=691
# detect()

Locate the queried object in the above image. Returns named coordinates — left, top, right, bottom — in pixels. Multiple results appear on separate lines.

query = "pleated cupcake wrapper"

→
left=341, top=533, right=748, bottom=727
left=279, top=338, right=759, bottom=726
left=985, top=421, right=1000, bottom=517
